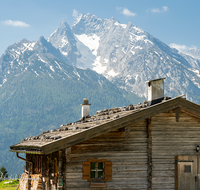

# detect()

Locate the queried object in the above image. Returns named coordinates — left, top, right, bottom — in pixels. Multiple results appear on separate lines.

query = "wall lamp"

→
left=196, top=145, right=200, bottom=152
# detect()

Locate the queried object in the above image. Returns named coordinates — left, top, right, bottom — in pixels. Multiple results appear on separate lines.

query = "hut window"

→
left=83, top=159, right=112, bottom=182
left=184, top=165, right=191, bottom=173
left=90, top=162, right=104, bottom=179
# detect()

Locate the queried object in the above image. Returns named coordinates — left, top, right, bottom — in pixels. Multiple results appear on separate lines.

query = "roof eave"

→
left=10, top=143, right=43, bottom=149
left=10, top=149, right=43, bottom=154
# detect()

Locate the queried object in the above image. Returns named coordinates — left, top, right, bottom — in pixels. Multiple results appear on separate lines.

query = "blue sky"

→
left=0, top=0, right=199, bottom=56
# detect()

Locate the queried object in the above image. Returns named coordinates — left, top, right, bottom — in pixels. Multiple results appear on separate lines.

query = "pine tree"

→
left=0, top=166, right=8, bottom=178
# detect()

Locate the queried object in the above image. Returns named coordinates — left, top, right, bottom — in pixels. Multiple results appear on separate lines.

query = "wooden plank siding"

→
left=151, top=110, right=200, bottom=190
left=64, top=109, right=200, bottom=189
left=65, top=120, right=148, bottom=190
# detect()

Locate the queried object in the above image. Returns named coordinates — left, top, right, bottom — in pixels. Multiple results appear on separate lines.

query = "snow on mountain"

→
left=182, top=48, right=200, bottom=60
left=179, top=49, right=200, bottom=69
left=67, top=13, right=200, bottom=103
left=0, top=36, right=76, bottom=85
left=48, top=21, right=77, bottom=62
left=74, top=35, right=96, bottom=69
left=0, top=29, right=124, bottom=97
left=75, top=34, right=100, bottom=56
left=168, top=47, right=200, bottom=89
left=48, top=20, right=97, bottom=69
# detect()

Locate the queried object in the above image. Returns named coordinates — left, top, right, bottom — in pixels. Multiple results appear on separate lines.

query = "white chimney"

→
left=146, top=78, right=165, bottom=104
left=81, top=98, right=91, bottom=118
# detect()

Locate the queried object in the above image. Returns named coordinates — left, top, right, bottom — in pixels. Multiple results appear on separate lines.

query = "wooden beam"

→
left=125, top=126, right=130, bottom=139
left=58, top=150, right=63, bottom=178
left=62, top=150, right=66, bottom=190
left=65, top=147, right=71, bottom=162
left=179, top=98, right=200, bottom=116
left=57, top=150, right=63, bottom=190
left=181, top=109, right=200, bottom=120
left=175, top=156, right=178, bottom=190
left=147, top=118, right=152, bottom=190
left=42, top=155, right=46, bottom=190
left=49, top=153, right=53, bottom=178
left=175, top=107, right=181, bottom=122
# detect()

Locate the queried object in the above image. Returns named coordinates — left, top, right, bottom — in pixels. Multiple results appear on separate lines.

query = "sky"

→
left=0, top=0, right=199, bottom=56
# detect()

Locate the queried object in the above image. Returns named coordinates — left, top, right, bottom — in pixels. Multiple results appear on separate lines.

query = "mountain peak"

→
left=61, top=20, right=67, bottom=24
left=72, top=13, right=102, bottom=28
left=48, top=20, right=73, bottom=40
left=38, top=35, right=54, bottom=50
left=109, top=17, right=119, bottom=23
left=58, top=20, right=71, bottom=30
left=38, top=35, right=46, bottom=43
left=76, top=13, right=100, bottom=21
left=71, top=13, right=104, bottom=35
left=19, top=38, right=30, bottom=43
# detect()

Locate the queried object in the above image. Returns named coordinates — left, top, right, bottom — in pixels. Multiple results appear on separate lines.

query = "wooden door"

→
left=177, top=155, right=197, bottom=190
left=198, top=156, right=200, bottom=190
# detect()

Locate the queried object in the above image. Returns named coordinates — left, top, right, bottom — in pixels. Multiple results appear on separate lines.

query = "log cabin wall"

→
left=151, top=110, right=200, bottom=190
left=66, top=119, right=148, bottom=190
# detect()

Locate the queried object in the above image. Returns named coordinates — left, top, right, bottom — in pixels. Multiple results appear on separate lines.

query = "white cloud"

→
left=117, top=7, right=136, bottom=17
left=151, top=8, right=160, bottom=13
left=72, top=9, right=79, bottom=18
left=169, top=43, right=197, bottom=52
left=122, top=8, right=136, bottom=16
left=2, top=20, right=30, bottom=27
left=162, top=6, right=169, bottom=12
left=150, top=6, right=169, bottom=13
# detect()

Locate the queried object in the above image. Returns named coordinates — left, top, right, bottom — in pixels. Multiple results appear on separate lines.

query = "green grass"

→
left=0, top=180, right=19, bottom=190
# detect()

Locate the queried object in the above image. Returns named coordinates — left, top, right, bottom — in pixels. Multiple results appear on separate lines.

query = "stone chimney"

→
left=146, top=78, right=165, bottom=105
left=81, top=98, right=91, bottom=118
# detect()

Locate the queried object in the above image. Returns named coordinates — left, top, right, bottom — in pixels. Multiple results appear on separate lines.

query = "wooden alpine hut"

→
left=10, top=78, right=200, bottom=190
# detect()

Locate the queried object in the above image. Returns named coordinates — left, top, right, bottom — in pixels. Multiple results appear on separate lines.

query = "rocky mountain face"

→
left=0, top=36, right=68, bottom=84
left=179, top=49, right=200, bottom=69
left=48, top=13, right=200, bottom=104
left=182, top=48, right=200, bottom=61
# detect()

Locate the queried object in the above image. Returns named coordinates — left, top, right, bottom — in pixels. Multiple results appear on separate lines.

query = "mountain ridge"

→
left=1, top=13, right=200, bottom=103
left=68, top=13, right=200, bottom=103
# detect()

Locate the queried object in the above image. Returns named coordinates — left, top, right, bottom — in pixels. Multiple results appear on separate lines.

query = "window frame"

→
left=83, top=159, right=112, bottom=182
left=90, top=161, right=104, bottom=181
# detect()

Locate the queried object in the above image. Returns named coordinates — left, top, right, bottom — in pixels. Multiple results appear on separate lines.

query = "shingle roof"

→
left=10, top=100, right=151, bottom=149
left=10, top=95, right=200, bottom=154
